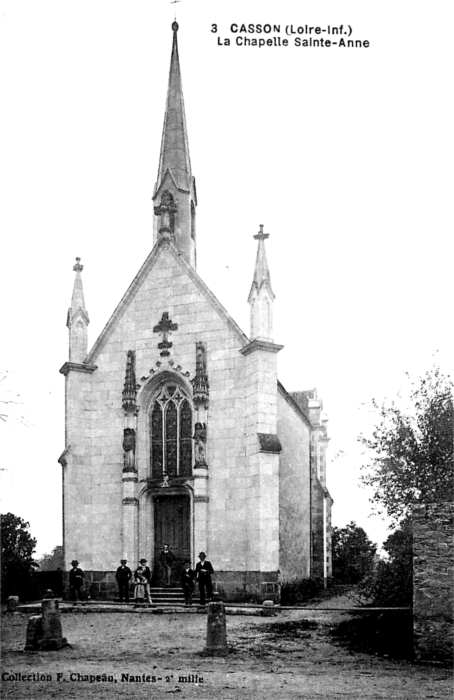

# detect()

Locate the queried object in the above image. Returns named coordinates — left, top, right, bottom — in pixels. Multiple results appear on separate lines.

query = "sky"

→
left=1, top=0, right=452, bottom=558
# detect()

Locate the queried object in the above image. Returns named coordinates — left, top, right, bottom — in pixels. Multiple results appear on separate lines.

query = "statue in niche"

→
left=123, top=428, right=136, bottom=470
left=193, top=422, right=207, bottom=466
left=154, top=189, right=176, bottom=236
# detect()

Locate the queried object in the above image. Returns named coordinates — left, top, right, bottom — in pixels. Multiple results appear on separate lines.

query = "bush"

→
left=280, top=579, right=321, bottom=606
left=331, top=610, right=413, bottom=659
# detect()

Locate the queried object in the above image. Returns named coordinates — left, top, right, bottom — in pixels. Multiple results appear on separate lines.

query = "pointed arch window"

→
left=150, top=384, right=192, bottom=478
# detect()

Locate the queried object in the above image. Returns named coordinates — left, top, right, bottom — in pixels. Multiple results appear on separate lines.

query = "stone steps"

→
left=149, top=587, right=199, bottom=605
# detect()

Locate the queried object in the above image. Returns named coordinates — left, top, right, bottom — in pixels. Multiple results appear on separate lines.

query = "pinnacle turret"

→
left=248, top=226, right=275, bottom=342
left=67, top=257, right=89, bottom=362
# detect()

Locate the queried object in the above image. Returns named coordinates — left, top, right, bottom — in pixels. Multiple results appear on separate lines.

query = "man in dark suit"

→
left=137, top=558, right=152, bottom=604
left=69, top=560, right=85, bottom=602
left=115, top=559, right=132, bottom=602
left=159, top=544, right=175, bottom=586
left=195, top=552, right=214, bottom=606
left=181, top=561, right=196, bottom=606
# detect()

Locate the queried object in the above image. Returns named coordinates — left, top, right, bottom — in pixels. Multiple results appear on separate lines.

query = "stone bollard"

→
left=25, top=599, right=68, bottom=651
left=6, top=596, right=20, bottom=613
left=40, top=598, right=68, bottom=650
left=261, top=600, right=276, bottom=617
left=205, top=592, right=228, bottom=656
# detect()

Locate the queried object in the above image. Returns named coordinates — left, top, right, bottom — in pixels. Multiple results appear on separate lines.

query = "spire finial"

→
left=122, top=350, right=137, bottom=412
left=249, top=224, right=274, bottom=299
left=171, top=0, right=180, bottom=22
left=254, top=225, right=269, bottom=241
left=73, top=257, right=83, bottom=273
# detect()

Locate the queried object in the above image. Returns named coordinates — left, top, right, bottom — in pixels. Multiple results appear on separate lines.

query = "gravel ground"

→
left=1, top=602, right=452, bottom=699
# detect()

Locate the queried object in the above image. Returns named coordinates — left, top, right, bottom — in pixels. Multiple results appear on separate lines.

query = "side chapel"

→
left=59, top=22, right=333, bottom=601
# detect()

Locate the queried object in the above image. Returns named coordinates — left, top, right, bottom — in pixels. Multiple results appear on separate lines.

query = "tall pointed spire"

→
left=153, top=22, right=197, bottom=267
left=67, top=257, right=89, bottom=362
left=248, top=226, right=275, bottom=342
left=156, top=21, right=192, bottom=192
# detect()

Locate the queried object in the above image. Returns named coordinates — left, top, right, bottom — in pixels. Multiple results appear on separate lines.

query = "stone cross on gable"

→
left=153, top=312, right=178, bottom=357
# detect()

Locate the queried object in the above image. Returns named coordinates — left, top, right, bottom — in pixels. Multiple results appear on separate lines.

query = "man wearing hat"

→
left=159, top=544, right=175, bottom=586
left=135, top=558, right=152, bottom=604
left=115, top=559, right=132, bottom=603
left=181, top=561, right=196, bottom=606
left=69, top=560, right=85, bottom=602
left=195, top=552, right=214, bottom=606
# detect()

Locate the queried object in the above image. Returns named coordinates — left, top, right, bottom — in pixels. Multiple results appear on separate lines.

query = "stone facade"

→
left=290, top=390, right=333, bottom=583
left=413, top=502, right=454, bottom=662
left=59, top=21, right=332, bottom=602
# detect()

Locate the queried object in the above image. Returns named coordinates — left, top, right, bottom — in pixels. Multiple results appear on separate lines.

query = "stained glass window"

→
left=150, top=384, right=193, bottom=478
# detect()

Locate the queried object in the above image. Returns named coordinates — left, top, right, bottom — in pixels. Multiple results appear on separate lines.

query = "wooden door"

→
left=153, top=495, right=190, bottom=585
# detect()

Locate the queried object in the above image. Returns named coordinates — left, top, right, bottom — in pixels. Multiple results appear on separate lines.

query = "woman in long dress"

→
left=133, top=566, right=146, bottom=602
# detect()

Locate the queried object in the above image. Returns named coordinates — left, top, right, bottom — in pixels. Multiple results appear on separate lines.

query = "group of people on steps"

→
left=69, top=546, right=214, bottom=607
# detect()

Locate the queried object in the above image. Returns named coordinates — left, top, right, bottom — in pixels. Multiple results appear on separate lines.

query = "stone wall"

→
left=277, top=391, right=311, bottom=581
left=214, top=570, right=280, bottom=604
left=413, top=502, right=454, bottom=662
left=63, top=571, right=118, bottom=601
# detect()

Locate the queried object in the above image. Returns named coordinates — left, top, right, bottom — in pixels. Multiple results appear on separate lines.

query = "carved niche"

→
left=154, top=190, right=177, bottom=238
left=122, top=428, right=136, bottom=471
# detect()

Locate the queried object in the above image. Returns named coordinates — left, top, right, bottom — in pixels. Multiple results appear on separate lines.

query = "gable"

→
left=277, top=381, right=313, bottom=429
left=85, top=238, right=248, bottom=365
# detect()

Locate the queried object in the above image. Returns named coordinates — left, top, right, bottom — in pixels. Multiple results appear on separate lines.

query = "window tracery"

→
left=150, top=384, right=192, bottom=478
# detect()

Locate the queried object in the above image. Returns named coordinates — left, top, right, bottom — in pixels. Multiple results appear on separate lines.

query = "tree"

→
left=359, top=520, right=413, bottom=606
left=332, top=521, right=377, bottom=584
left=38, top=546, right=64, bottom=571
left=360, top=366, right=453, bottom=523
left=1, top=513, right=38, bottom=601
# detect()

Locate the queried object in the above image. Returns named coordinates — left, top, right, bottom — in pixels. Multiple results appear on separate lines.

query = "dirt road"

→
left=1, top=605, right=452, bottom=699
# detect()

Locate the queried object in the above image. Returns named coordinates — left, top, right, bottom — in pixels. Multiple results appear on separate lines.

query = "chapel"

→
left=59, top=21, right=333, bottom=602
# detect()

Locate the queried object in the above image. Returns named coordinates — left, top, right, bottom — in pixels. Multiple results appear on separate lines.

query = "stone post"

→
left=205, top=593, right=228, bottom=655
left=40, top=598, right=68, bottom=650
